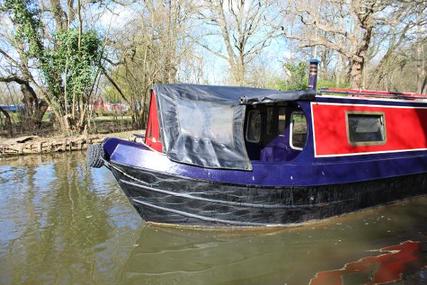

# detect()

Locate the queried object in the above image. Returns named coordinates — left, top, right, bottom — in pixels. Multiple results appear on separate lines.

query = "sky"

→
left=94, top=1, right=290, bottom=85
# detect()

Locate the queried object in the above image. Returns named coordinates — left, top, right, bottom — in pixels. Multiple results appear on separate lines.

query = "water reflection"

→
left=0, top=153, right=141, bottom=285
left=123, top=209, right=427, bottom=285
left=1, top=152, right=427, bottom=285
left=310, top=241, right=424, bottom=285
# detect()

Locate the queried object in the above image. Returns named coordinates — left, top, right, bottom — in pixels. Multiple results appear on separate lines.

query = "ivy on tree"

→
left=2, top=0, right=102, bottom=133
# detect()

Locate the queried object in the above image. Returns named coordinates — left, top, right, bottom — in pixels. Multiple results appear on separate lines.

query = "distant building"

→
left=91, top=98, right=129, bottom=113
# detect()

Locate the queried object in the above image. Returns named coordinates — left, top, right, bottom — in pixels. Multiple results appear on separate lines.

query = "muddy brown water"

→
left=1, top=152, right=427, bottom=285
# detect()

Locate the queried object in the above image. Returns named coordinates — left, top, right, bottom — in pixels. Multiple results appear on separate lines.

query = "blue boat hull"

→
left=107, top=161, right=427, bottom=226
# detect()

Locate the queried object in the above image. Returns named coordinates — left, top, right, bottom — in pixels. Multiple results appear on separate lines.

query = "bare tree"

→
left=103, top=0, right=196, bottom=128
left=282, top=0, right=393, bottom=88
left=416, top=9, right=427, bottom=94
left=282, top=0, right=427, bottom=90
left=361, top=0, right=426, bottom=93
left=197, top=0, right=280, bottom=85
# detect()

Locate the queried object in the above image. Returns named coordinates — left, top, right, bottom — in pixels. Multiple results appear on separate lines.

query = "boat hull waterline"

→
left=107, top=161, right=427, bottom=227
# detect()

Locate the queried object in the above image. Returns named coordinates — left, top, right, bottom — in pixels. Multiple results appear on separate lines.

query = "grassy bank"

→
left=0, top=114, right=134, bottom=138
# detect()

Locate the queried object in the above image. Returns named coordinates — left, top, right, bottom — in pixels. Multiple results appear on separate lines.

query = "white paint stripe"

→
left=132, top=198, right=277, bottom=226
left=310, top=101, right=427, bottom=158
left=315, top=147, right=427, bottom=158
left=310, top=103, right=318, bottom=157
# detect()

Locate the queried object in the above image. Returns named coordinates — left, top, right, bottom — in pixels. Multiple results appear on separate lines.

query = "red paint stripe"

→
left=312, top=103, right=427, bottom=156
left=322, top=88, right=427, bottom=99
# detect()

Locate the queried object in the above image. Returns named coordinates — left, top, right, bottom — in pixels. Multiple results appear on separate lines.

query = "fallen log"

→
left=0, top=130, right=144, bottom=157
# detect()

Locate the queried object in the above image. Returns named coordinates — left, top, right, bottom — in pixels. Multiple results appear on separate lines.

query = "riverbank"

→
left=0, top=129, right=144, bottom=157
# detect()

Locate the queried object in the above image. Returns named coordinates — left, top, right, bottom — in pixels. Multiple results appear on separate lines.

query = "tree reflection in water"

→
left=0, top=153, right=141, bottom=285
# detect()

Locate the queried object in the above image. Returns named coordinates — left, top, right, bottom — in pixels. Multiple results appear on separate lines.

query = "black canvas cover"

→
left=154, top=84, right=314, bottom=170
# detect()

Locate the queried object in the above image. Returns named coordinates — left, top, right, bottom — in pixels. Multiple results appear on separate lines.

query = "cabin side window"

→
left=265, top=107, right=275, bottom=136
left=246, top=109, right=261, bottom=143
left=290, top=111, right=308, bottom=150
left=347, top=113, right=386, bottom=145
left=278, top=107, right=287, bottom=134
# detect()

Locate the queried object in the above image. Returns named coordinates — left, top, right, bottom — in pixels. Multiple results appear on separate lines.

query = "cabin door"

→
left=244, top=104, right=308, bottom=161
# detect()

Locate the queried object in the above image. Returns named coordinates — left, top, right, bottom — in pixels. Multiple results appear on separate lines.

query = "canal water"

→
left=1, top=152, right=427, bottom=285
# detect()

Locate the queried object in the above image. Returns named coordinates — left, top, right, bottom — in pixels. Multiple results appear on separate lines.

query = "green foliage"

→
left=102, top=86, right=122, bottom=104
left=43, top=29, right=102, bottom=101
left=278, top=61, right=308, bottom=91
left=2, top=0, right=43, bottom=57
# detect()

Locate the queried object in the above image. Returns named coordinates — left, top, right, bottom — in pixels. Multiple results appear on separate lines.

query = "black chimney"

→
left=308, top=59, right=320, bottom=91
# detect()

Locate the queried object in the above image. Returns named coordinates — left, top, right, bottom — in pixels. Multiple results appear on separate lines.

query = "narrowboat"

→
left=88, top=60, right=427, bottom=227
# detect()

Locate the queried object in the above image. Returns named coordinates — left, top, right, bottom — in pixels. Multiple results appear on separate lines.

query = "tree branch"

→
left=0, top=75, right=28, bottom=85
left=100, top=67, right=130, bottom=104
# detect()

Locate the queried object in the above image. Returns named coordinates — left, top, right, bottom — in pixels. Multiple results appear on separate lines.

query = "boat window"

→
left=246, top=109, right=261, bottom=143
left=290, top=111, right=307, bottom=150
left=278, top=107, right=286, bottom=134
left=177, top=101, right=234, bottom=144
left=347, top=113, right=385, bottom=145
left=266, top=107, right=275, bottom=136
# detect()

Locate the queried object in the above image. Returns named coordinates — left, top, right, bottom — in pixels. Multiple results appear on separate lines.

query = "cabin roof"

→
left=154, top=84, right=315, bottom=106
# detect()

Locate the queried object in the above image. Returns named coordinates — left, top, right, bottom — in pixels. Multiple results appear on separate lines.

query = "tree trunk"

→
left=349, top=26, right=372, bottom=89
left=231, top=60, right=245, bottom=86
left=417, top=41, right=426, bottom=94
left=0, top=77, right=48, bottom=130
left=20, top=83, right=48, bottom=129
left=349, top=58, right=364, bottom=89
left=0, top=106, right=13, bottom=137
